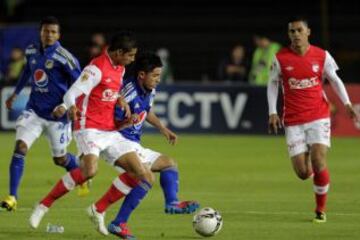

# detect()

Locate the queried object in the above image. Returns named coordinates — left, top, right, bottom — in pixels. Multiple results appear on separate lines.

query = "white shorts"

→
left=15, top=110, right=72, bottom=157
left=74, top=129, right=135, bottom=158
left=101, top=136, right=161, bottom=172
left=285, top=118, right=331, bottom=157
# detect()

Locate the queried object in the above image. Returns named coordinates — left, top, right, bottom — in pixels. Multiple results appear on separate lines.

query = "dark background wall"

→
left=2, top=0, right=360, bottom=82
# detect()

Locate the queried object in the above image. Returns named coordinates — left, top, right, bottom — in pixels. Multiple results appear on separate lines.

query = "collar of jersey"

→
left=39, top=41, right=60, bottom=55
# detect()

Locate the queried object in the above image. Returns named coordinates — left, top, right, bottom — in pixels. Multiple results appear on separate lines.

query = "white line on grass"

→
left=9, top=208, right=360, bottom=217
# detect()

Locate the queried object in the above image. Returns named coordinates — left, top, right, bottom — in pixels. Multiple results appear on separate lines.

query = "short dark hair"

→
left=288, top=16, right=309, bottom=27
left=134, top=52, right=163, bottom=74
left=108, top=31, right=137, bottom=52
left=40, top=16, right=61, bottom=31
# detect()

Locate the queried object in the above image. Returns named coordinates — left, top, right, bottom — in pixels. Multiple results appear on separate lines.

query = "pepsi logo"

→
left=133, top=111, right=147, bottom=130
left=34, top=69, right=48, bottom=87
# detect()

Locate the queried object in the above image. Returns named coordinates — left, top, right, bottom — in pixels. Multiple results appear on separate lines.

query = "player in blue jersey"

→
left=87, top=52, right=199, bottom=239
left=1, top=16, right=82, bottom=211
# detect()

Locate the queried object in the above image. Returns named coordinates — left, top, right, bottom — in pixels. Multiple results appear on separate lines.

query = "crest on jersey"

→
left=31, top=59, right=37, bottom=65
left=81, top=73, right=89, bottom=82
left=133, top=111, right=147, bottom=130
left=33, top=69, right=48, bottom=87
left=312, top=64, right=319, bottom=73
left=45, top=59, right=54, bottom=69
left=101, top=89, right=118, bottom=101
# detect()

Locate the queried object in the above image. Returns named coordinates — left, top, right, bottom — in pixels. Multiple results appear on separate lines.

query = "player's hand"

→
left=52, top=104, right=67, bottom=119
left=268, top=114, right=282, bottom=134
left=5, top=93, right=17, bottom=110
left=345, top=103, right=360, bottom=122
left=117, top=97, right=131, bottom=119
left=68, top=105, right=80, bottom=121
left=161, top=127, right=178, bottom=145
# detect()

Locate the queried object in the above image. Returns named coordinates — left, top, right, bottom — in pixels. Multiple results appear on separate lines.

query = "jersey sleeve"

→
left=323, top=51, right=351, bottom=105
left=63, top=54, right=82, bottom=84
left=267, top=57, right=281, bottom=115
left=14, top=58, right=31, bottom=95
left=63, top=65, right=102, bottom=108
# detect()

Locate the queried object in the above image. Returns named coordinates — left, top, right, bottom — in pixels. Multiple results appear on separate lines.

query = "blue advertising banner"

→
left=0, top=85, right=269, bottom=134
left=149, top=84, right=269, bottom=134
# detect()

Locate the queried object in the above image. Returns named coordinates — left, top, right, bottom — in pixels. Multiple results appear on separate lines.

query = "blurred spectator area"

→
left=1, top=0, right=360, bottom=82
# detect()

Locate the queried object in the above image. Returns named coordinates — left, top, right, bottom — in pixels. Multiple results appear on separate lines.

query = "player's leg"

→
left=29, top=130, right=102, bottom=228
left=310, top=144, right=329, bottom=223
left=45, top=121, right=78, bottom=171
left=107, top=168, right=154, bottom=239
left=307, top=118, right=331, bottom=223
left=90, top=140, right=153, bottom=238
left=1, top=111, right=43, bottom=211
left=151, top=155, right=199, bottom=214
left=285, top=124, right=313, bottom=180
left=291, top=152, right=313, bottom=180
left=45, top=121, right=88, bottom=196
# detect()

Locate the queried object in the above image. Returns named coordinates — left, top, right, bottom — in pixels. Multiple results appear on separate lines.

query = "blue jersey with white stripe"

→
left=15, top=41, right=81, bottom=123
left=115, top=77, right=156, bottom=143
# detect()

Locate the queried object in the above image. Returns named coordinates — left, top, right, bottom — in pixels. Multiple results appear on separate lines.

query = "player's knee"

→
left=146, top=171, right=155, bottom=185
left=53, top=156, right=67, bottom=166
left=312, top=161, right=326, bottom=173
left=296, top=171, right=310, bottom=180
left=81, top=165, right=97, bottom=179
left=15, top=140, right=28, bottom=155
left=166, top=157, right=177, bottom=168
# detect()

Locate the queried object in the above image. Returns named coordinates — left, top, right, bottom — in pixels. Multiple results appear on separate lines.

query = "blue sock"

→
left=112, top=180, right=151, bottom=224
left=9, top=152, right=25, bottom=198
left=160, top=167, right=179, bottom=205
left=63, top=153, right=78, bottom=171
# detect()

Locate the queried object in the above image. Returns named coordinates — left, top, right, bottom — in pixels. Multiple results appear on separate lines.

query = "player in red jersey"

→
left=267, top=17, right=359, bottom=223
left=29, top=31, right=154, bottom=230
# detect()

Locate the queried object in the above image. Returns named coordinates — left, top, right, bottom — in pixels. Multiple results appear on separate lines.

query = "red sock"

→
left=313, top=168, right=330, bottom=213
left=95, top=173, right=139, bottom=213
left=41, top=168, right=86, bottom=208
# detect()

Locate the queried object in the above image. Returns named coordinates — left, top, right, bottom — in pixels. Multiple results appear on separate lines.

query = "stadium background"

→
left=0, top=1, right=360, bottom=239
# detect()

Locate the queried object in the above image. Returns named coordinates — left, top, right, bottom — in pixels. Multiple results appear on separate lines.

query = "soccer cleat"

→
left=313, top=211, right=327, bottom=223
left=86, top=204, right=108, bottom=235
left=29, top=203, right=49, bottom=229
left=77, top=180, right=91, bottom=197
left=165, top=200, right=200, bottom=214
left=108, top=222, right=136, bottom=240
left=1, top=195, right=17, bottom=211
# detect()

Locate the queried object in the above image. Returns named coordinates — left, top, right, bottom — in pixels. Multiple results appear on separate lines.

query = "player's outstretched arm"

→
left=146, top=110, right=177, bottom=145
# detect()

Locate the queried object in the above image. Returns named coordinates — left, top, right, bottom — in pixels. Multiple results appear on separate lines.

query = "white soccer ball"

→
left=192, top=207, right=223, bottom=237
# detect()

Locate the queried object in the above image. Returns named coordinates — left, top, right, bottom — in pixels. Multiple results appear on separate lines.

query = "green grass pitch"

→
left=0, top=133, right=359, bottom=239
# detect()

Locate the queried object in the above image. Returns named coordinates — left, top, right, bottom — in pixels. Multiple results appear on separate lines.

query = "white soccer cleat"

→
left=29, top=203, right=49, bottom=229
left=87, top=204, right=109, bottom=235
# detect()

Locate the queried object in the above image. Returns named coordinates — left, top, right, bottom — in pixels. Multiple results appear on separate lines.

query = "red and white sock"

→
left=41, top=168, right=87, bottom=207
left=95, top=173, right=139, bottom=213
left=313, top=168, right=330, bottom=213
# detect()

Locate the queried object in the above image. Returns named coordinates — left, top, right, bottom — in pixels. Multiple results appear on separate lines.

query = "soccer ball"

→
left=192, top=207, right=223, bottom=237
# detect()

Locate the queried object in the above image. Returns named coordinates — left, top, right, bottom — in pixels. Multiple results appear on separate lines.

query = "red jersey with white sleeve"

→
left=64, top=51, right=125, bottom=131
left=267, top=45, right=351, bottom=126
